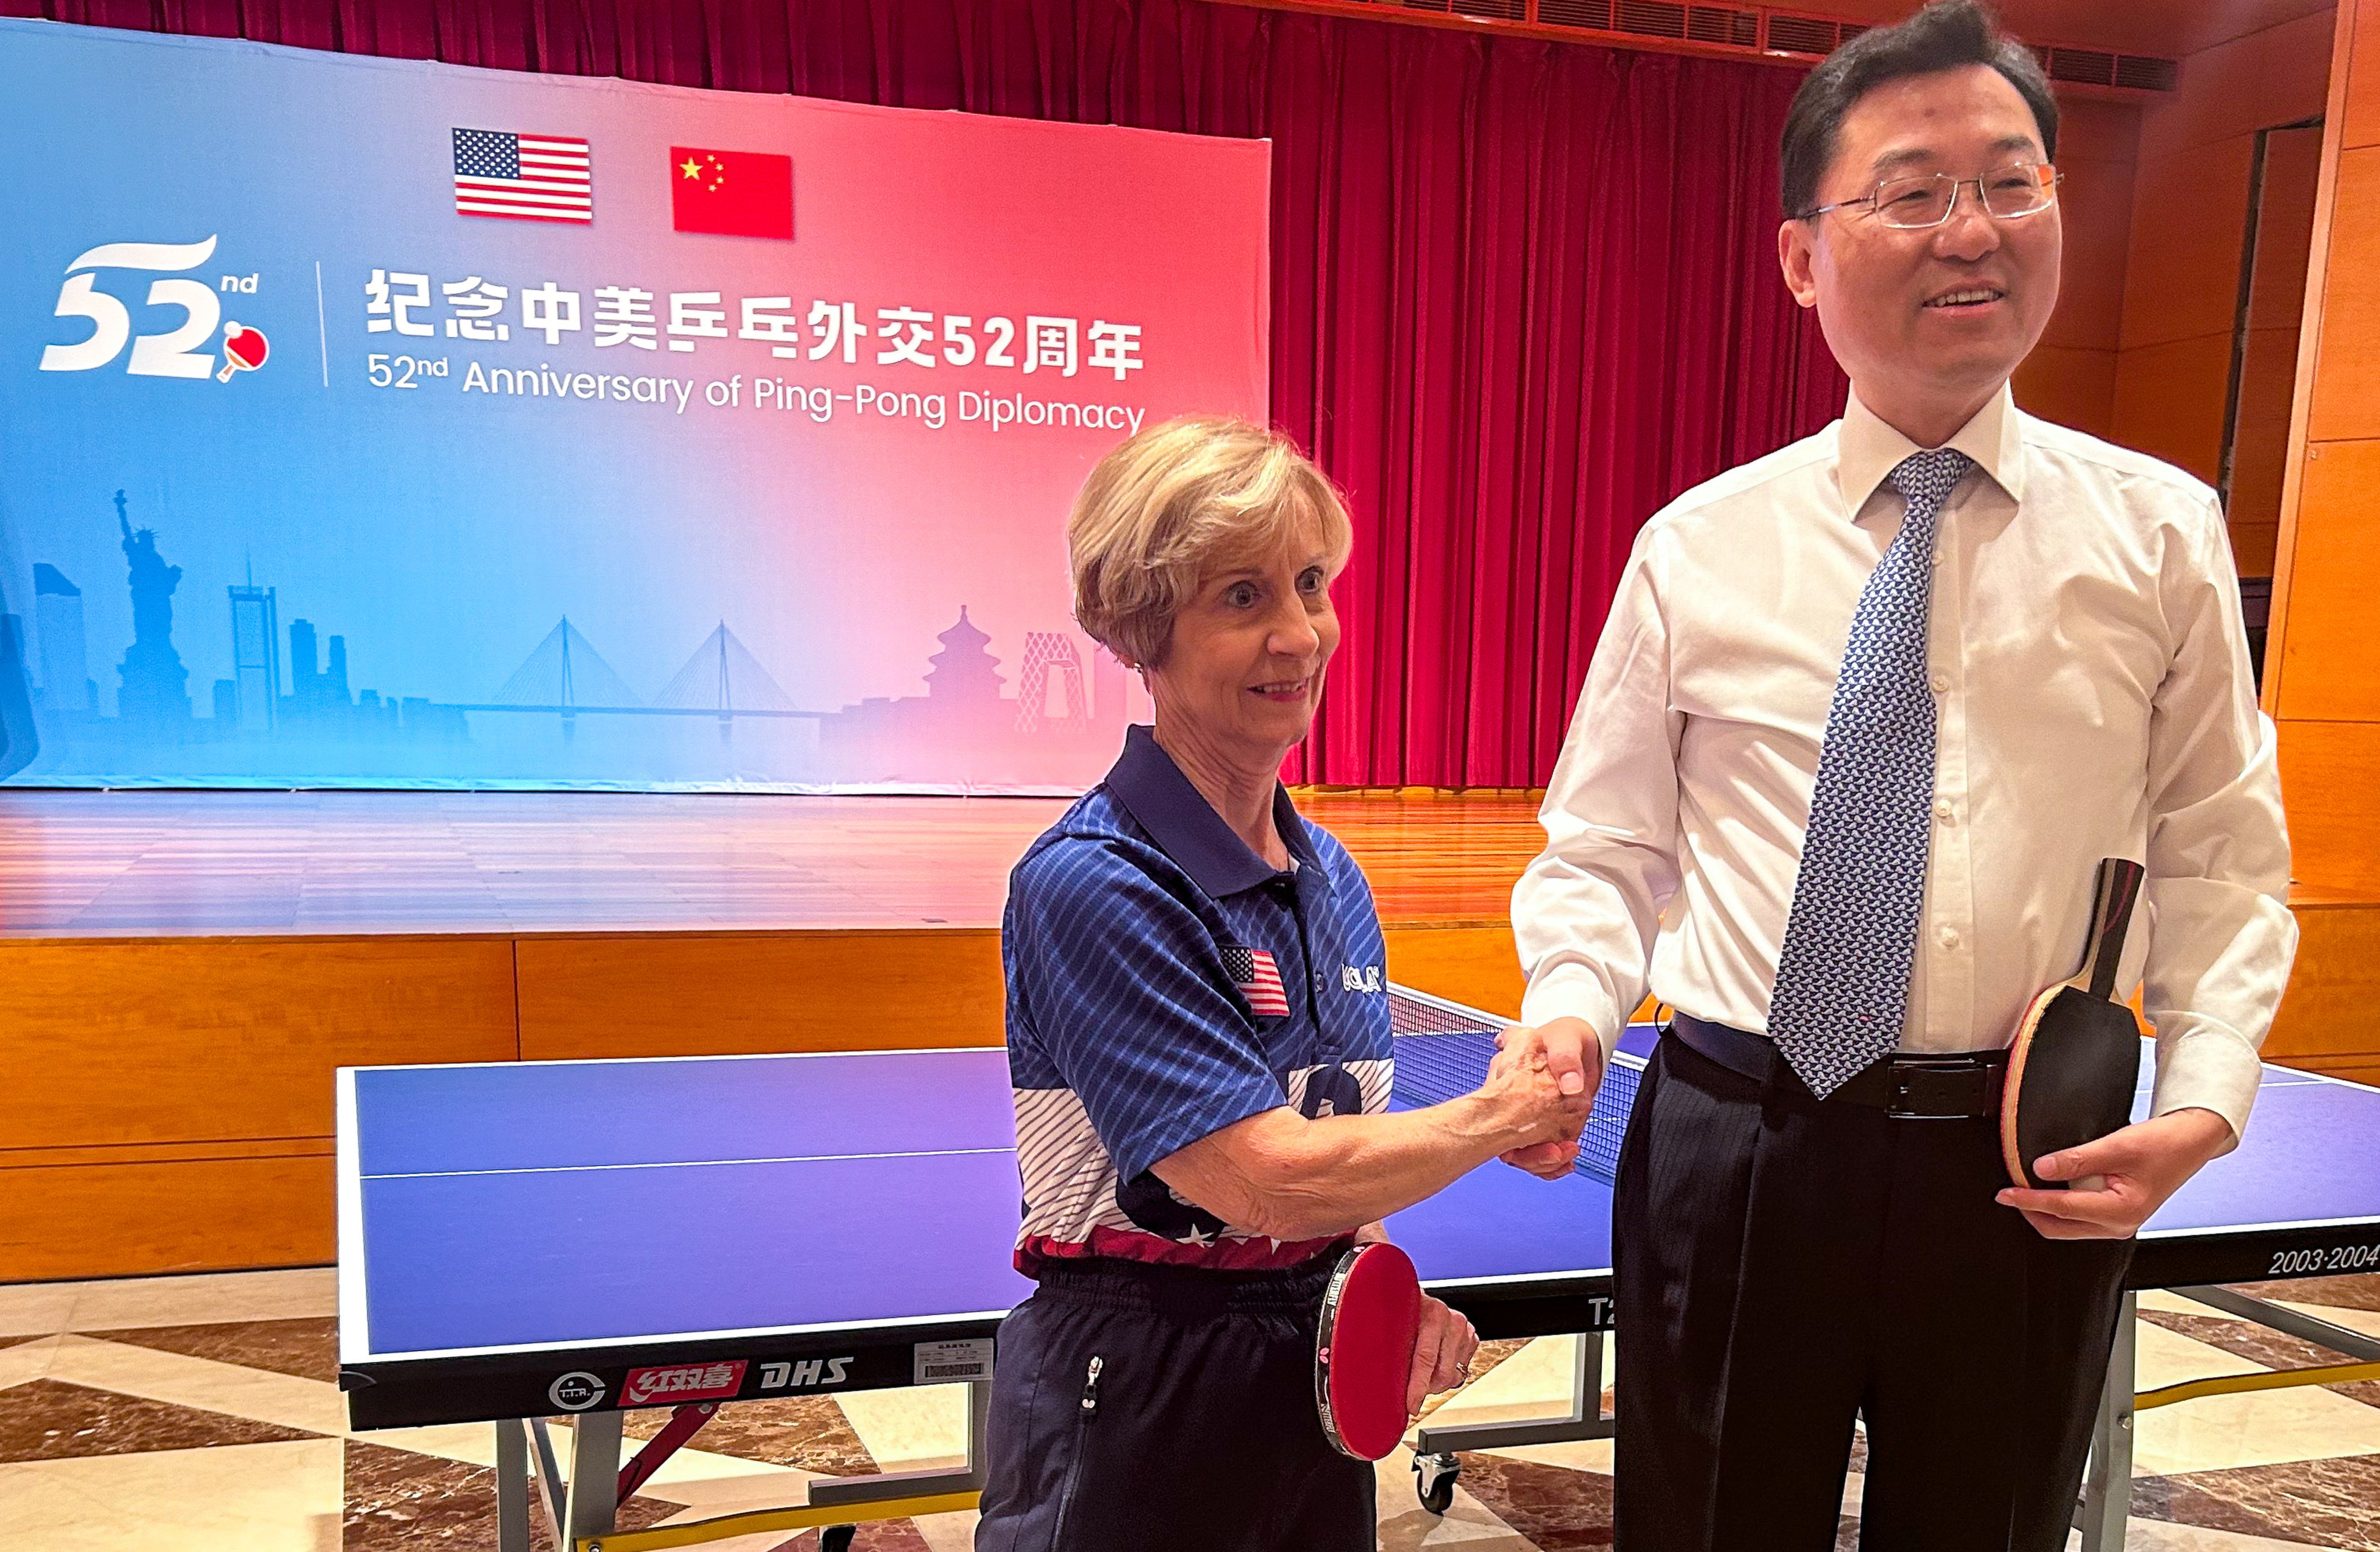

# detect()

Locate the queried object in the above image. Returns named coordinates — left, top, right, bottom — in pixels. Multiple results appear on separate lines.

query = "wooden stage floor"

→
left=0, top=787, right=1544, bottom=937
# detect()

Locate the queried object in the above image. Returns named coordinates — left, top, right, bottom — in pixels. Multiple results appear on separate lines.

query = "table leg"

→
left=1408, top=1331, right=1612, bottom=1517
left=564, top=1410, right=624, bottom=1544
left=1413, top=1329, right=1612, bottom=1455
left=529, top=1418, right=569, bottom=1539
left=2079, top=1292, right=2136, bottom=1552
left=805, top=1379, right=993, bottom=1508
left=496, top=1419, right=531, bottom=1552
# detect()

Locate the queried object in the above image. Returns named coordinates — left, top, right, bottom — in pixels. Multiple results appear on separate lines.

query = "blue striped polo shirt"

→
left=1003, top=725, right=1395, bottom=1273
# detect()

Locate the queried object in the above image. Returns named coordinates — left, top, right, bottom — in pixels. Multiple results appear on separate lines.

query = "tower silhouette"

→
left=227, top=581, right=279, bottom=729
left=1016, top=632, right=1087, bottom=733
left=34, top=564, right=94, bottom=715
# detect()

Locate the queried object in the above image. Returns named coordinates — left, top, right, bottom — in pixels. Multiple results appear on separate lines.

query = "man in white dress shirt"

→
left=1506, top=4, right=2297, bottom=1548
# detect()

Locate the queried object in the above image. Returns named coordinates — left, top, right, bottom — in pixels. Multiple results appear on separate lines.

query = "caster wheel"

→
left=820, top=1525, right=857, bottom=1552
left=1413, top=1451, right=1459, bottom=1515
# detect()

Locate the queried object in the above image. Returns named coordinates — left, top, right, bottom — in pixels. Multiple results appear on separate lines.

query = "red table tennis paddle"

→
left=1315, top=1241, right=1423, bottom=1460
left=2002, top=858, right=2147, bottom=1191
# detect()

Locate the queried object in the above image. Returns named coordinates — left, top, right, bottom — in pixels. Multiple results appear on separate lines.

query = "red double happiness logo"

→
left=621, top=1359, right=747, bottom=1407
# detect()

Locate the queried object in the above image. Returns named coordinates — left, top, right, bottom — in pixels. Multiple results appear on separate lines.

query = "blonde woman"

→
left=975, top=418, right=1587, bottom=1550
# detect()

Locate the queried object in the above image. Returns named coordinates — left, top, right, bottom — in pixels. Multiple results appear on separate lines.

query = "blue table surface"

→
left=346, top=1035, right=2380, bottom=1363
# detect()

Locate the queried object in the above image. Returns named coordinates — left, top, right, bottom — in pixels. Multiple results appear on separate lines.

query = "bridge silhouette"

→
left=448, top=617, right=826, bottom=737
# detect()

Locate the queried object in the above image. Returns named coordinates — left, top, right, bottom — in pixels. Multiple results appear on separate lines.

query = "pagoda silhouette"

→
left=924, top=607, right=1003, bottom=704
left=819, top=606, right=1123, bottom=786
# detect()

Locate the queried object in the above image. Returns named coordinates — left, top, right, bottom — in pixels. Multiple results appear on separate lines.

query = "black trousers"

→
left=1613, top=1033, right=2132, bottom=1552
left=973, top=1254, right=1373, bottom=1552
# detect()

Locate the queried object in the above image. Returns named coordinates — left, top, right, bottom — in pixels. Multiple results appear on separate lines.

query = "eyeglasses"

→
left=1798, top=161, right=2063, bottom=229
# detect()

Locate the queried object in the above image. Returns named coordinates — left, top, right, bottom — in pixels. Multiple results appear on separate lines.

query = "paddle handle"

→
left=2081, top=858, right=2146, bottom=1002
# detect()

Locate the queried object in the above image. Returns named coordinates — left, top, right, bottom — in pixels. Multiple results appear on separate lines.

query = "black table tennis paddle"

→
left=2000, top=858, right=2147, bottom=1191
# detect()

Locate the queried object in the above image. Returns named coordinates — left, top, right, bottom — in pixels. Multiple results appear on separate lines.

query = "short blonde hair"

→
left=1068, top=417, right=1352, bottom=668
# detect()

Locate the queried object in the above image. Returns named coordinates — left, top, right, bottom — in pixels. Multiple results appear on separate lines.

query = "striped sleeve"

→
left=1008, top=840, right=1288, bottom=1183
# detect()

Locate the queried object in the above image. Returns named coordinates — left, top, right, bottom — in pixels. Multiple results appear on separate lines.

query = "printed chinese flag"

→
left=670, top=146, right=793, bottom=239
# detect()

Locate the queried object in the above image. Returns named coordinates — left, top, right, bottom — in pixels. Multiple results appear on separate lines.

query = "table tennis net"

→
left=1386, top=987, right=1645, bottom=1185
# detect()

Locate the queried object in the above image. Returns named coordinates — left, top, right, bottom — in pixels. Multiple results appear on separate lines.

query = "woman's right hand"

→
left=1479, top=1021, right=1598, bottom=1169
left=1466, top=1019, right=1599, bottom=1162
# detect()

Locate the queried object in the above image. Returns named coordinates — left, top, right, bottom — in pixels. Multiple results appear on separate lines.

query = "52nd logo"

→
left=38, top=236, right=269, bottom=383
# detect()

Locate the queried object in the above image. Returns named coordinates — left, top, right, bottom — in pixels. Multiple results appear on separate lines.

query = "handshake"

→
left=1477, top=1016, right=1605, bottom=1181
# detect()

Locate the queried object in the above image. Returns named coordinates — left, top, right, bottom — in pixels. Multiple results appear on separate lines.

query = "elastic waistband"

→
left=1668, top=1012, right=2007, bottom=1120
left=1032, top=1247, right=1345, bottom=1318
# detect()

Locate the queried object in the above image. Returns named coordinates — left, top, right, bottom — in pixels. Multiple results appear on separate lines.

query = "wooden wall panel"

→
left=2138, top=8, right=2340, bottom=159
left=2111, top=333, right=2235, bottom=483
left=520, top=925, right=1560, bottom=1058
left=2041, top=136, right=2137, bottom=354
left=2054, top=97, right=2141, bottom=164
left=2118, top=139, right=2254, bottom=352
left=2112, top=6, right=2334, bottom=578
left=0, top=1152, right=332, bottom=1282
left=2277, top=721, right=2380, bottom=893
left=516, top=929, right=1008, bottom=1060
left=2233, top=523, right=2283, bottom=576
left=2013, top=98, right=2138, bottom=432
left=2250, top=130, right=2325, bottom=324
left=0, top=937, right=517, bottom=1150
left=2229, top=330, right=2306, bottom=539
left=2231, top=126, right=2325, bottom=543
left=2268, top=0, right=2377, bottom=906
left=2263, top=898, right=2380, bottom=1074
left=2307, top=148, right=2380, bottom=442
left=2013, top=347, right=2119, bottom=438
left=2272, top=439, right=2380, bottom=721
left=2348, top=0, right=2380, bottom=146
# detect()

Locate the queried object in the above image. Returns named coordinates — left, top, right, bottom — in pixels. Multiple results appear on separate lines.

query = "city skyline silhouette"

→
left=12, top=491, right=1123, bottom=787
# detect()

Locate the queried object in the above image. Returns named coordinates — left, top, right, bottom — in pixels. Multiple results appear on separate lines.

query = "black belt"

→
left=1668, top=1012, right=2007, bottom=1120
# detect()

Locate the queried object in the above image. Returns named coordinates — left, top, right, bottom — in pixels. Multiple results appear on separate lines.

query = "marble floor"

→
left=1, top=1268, right=2376, bottom=1552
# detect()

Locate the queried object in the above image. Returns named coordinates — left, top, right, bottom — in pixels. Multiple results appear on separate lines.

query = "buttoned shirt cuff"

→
left=1518, top=962, right=1626, bottom=1066
left=2148, top=1018, right=2264, bottom=1151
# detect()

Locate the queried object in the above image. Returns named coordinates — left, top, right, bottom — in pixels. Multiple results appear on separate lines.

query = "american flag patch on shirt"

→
left=1222, top=944, right=1290, bottom=1017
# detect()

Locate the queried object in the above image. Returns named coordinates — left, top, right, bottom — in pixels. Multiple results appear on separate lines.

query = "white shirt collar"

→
left=1836, top=381, right=2027, bottom=517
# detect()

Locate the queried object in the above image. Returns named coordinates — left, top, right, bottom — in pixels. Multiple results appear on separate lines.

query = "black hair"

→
left=1779, top=0, right=2059, bottom=218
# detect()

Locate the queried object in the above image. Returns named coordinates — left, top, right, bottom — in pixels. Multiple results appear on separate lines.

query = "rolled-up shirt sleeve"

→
left=1513, top=534, right=1687, bottom=1059
left=2139, top=496, right=2299, bottom=1142
left=1007, top=843, right=1287, bottom=1183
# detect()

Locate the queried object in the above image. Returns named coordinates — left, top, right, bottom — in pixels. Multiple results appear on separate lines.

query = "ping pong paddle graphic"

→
left=1314, top=1241, right=1423, bottom=1460
left=217, top=322, right=269, bottom=382
left=2001, top=858, right=2147, bottom=1191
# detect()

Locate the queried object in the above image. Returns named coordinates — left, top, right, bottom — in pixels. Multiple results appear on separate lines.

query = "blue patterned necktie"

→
left=1766, top=447, right=1975, bottom=1098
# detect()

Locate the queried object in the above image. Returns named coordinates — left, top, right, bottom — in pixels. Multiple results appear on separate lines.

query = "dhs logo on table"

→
left=36, top=236, right=270, bottom=385
left=759, top=1357, right=854, bottom=1392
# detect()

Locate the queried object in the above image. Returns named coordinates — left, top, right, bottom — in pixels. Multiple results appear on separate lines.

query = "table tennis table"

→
left=338, top=985, right=2380, bottom=1552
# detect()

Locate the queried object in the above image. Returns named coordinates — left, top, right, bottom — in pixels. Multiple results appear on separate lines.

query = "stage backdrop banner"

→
left=0, top=18, right=1266, bottom=791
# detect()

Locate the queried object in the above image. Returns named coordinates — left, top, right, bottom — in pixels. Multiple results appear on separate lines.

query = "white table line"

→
left=363, top=1145, right=1017, bottom=1181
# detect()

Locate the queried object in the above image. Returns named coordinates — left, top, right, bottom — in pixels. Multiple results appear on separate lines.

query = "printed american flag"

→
left=1222, top=945, right=1291, bottom=1018
left=452, top=128, right=593, bottom=223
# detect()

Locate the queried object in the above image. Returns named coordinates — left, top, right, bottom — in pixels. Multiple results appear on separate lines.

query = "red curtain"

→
left=10, top=0, right=1847, bottom=786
